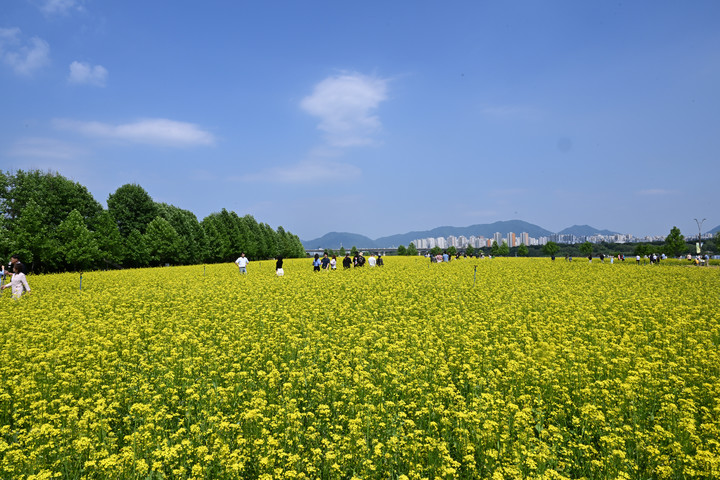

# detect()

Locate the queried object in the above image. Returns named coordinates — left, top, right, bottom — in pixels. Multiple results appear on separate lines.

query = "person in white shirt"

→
left=368, top=254, right=377, bottom=267
left=235, top=253, right=250, bottom=274
left=2, top=263, right=30, bottom=299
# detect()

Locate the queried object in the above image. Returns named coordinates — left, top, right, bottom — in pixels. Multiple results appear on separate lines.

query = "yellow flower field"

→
left=1, top=257, right=719, bottom=479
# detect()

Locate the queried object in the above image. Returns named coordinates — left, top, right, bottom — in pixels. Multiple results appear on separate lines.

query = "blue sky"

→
left=2, top=1, right=718, bottom=240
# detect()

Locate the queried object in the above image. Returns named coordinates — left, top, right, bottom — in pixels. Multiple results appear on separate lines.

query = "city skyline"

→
left=302, top=219, right=718, bottom=249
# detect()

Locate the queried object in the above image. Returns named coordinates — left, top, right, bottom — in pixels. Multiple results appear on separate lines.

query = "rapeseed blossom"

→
left=0, top=258, right=718, bottom=478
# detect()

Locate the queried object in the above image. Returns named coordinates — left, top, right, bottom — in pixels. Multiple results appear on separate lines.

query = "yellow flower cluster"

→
left=1, top=257, right=718, bottom=479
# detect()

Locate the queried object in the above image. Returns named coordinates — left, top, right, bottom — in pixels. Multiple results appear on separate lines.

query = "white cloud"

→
left=53, top=118, right=216, bottom=147
left=301, top=72, right=389, bottom=147
left=37, top=0, right=83, bottom=16
left=237, top=159, right=361, bottom=184
left=0, top=28, right=50, bottom=76
left=68, top=61, right=108, bottom=86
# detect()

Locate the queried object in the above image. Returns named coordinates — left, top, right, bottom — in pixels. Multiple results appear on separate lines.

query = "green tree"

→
left=55, top=209, right=101, bottom=271
left=664, top=226, right=687, bottom=257
left=201, top=209, right=248, bottom=262
left=465, top=245, right=475, bottom=257
left=156, top=203, right=207, bottom=264
left=634, top=243, right=651, bottom=257
left=107, top=184, right=158, bottom=236
left=351, top=246, right=359, bottom=256
left=490, top=240, right=500, bottom=256
left=276, top=226, right=292, bottom=258
left=498, top=241, right=510, bottom=256
left=145, top=217, right=181, bottom=266
left=430, top=246, right=442, bottom=256
left=407, top=242, right=418, bottom=256
left=397, top=245, right=407, bottom=256
left=261, top=223, right=279, bottom=259
left=10, top=198, right=50, bottom=272
left=517, top=243, right=529, bottom=256
left=2, top=170, right=102, bottom=227
left=286, top=233, right=306, bottom=258
left=124, top=229, right=148, bottom=268
left=579, top=241, right=593, bottom=256
left=447, top=246, right=457, bottom=256
left=241, top=214, right=263, bottom=258
left=542, top=241, right=559, bottom=257
left=339, top=246, right=346, bottom=257
left=93, top=210, right=124, bottom=267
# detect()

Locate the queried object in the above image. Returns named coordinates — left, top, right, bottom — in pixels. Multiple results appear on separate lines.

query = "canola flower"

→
left=0, top=257, right=719, bottom=479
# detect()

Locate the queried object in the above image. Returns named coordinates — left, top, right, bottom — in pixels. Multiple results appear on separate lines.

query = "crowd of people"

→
left=1, top=254, right=31, bottom=299
left=234, top=251, right=386, bottom=277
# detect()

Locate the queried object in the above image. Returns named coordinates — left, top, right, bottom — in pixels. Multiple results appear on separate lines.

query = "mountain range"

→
left=302, top=220, right=621, bottom=249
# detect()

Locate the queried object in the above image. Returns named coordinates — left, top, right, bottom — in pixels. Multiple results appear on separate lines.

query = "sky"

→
left=1, top=1, right=719, bottom=241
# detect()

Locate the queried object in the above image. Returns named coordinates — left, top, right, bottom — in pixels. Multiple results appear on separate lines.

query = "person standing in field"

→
left=330, top=255, right=337, bottom=270
left=343, top=253, right=352, bottom=269
left=275, top=256, right=284, bottom=276
left=235, top=253, right=249, bottom=274
left=2, top=254, right=24, bottom=286
left=376, top=254, right=384, bottom=266
left=2, top=263, right=30, bottom=299
left=321, top=252, right=330, bottom=270
left=312, top=253, right=321, bottom=272
left=368, top=254, right=376, bottom=267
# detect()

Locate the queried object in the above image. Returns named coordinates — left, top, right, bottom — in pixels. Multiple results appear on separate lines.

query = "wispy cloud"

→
left=237, top=159, right=361, bottom=184
left=36, top=0, right=84, bottom=16
left=7, top=137, right=88, bottom=159
left=53, top=118, right=216, bottom=147
left=637, top=189, right=678, bottom=196
left=301, top=72, right=389, bottom=147
left=68, top=61, right=108, bottom=86
left=0, top=28, right=50, bottom=76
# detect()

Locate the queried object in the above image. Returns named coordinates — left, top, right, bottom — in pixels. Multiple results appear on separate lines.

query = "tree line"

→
left=0, top=170, right=306, bottom=273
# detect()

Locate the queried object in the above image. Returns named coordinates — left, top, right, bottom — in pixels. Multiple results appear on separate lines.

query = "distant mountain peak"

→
left=558, top=225, right=619, bottom=236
